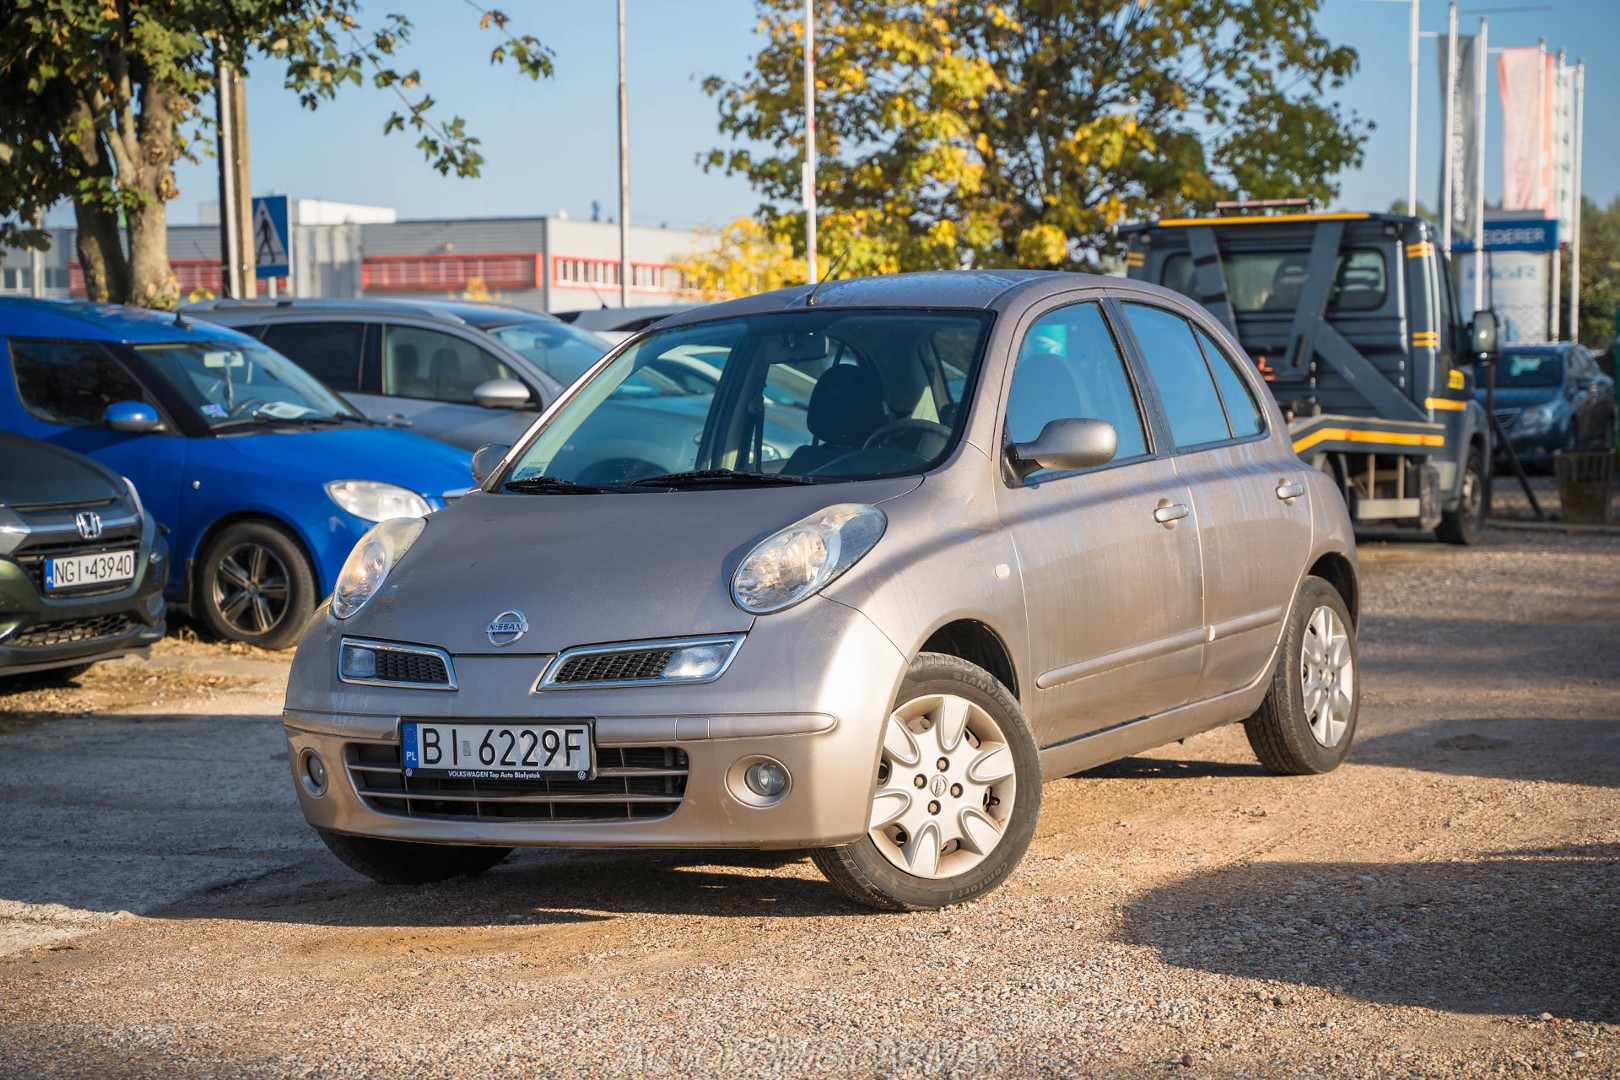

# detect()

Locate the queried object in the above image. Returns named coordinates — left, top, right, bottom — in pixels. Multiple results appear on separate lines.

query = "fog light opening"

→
left=301, top=749, right=329, bottom=797
left=729, top=756, right=791, bottom=807
left=339, top=642, right=377, bottom=681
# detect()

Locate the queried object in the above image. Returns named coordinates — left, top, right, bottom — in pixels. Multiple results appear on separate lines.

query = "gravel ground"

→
left=1, top=482, right=1616, bottom=1078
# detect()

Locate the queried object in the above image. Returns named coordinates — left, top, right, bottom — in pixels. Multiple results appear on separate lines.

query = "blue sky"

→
left=152, top=0, right=1616, bottom=231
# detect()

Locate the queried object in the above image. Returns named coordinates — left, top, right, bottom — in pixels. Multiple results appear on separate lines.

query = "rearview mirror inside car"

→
left=1008, top=417, right=1117, bottom=480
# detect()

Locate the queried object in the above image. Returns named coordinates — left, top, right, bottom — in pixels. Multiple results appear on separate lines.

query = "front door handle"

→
left=1153, top=502, right=1189, bottom=525
left=1276, top=480, right=1305, bottom=503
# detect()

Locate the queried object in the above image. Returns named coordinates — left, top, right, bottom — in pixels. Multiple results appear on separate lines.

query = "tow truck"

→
left=1123, top=201, right=1498, bottom=543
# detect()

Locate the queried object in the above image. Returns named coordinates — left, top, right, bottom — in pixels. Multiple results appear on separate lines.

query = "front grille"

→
left=552, top=648, right=675, bottom=685
left=347, top=742, right=689, bottom=822
left=1494, top=408, right=1523, bottom=428
left=13, top=543, right=139, bottom=598
left=373, top=649, right=449, bottom=685
left=6, top=613, right=134, bottom=649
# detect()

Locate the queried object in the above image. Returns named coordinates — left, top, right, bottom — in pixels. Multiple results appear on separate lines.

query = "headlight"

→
left=732, top=503, right=886, bottom=614
left=325, top=480, right=430, bottom=522
left=1516, top=404, right=1556, bottom=434
left=331, top=516, right=425, bottom=620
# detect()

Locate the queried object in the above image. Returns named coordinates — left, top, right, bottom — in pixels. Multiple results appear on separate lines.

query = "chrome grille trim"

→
left=536, top=634, right=745, bottom=691
left=337, top=638, right=457, bottom=690
left=346, top=742, right=689, bottom=822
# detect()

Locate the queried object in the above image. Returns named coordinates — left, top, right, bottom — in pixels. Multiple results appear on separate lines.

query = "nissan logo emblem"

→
left=75, top=511, right=103, bottom=540
left=486, top=610, right=528, bottom=647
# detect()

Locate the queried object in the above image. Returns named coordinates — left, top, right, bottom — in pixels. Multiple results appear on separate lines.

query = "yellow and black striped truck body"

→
left=1123, top=211, right=1489, bottom=535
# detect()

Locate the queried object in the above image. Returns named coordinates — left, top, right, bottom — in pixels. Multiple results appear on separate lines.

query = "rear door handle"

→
left=1153, top=502, right=1189, bottom=525
left=1276, top=481, right=1305, bottom=502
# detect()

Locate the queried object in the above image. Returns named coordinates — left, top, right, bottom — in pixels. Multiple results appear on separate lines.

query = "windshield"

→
left=503, top=309, right=992, bottom=489
left=1496, top=351, right=1564, bottom=389
left=135, top=339, right=361, bottom=429
left=484, top=320, right=612, bottom=386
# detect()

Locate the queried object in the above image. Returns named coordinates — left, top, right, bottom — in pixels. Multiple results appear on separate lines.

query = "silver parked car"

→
left=282, top=271, right=1360, bottom=911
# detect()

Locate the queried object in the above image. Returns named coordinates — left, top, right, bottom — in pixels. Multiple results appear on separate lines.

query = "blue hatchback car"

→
left=0, top=299, right=472, bottom=649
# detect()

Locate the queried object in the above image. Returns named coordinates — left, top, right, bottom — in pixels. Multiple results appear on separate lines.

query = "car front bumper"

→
left=282, top=596, right=908, bottom=850
left=0, top=536, right=168, bottom=676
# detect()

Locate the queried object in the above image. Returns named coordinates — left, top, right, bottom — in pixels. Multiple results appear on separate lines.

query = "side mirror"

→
left=470, top=443, right=511, bottom=486
left=1470, top=310, right=1499, bottom=362
left=103, top=400, right=163, bottom=433
left=1008, top=418, right=1117, bottom=481
left=472, top=378, right=533, bottom=410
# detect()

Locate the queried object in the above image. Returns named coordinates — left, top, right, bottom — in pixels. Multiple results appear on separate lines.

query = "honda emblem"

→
left=75, top=511, right=103, bottom=540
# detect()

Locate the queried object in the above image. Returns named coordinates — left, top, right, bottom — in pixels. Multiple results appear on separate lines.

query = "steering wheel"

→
left=227, top=396, right=269, bottom=418
left=862, top=418, right=951, bottom=458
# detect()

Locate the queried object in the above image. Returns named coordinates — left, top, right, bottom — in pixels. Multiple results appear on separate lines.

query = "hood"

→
left=340, top=476, right=922, bottom=655
left=1473, top=386, right=1562, bottom=411
left=0, top=432, right=125, bottom=509
left=213, top=426, right=472, bottom=498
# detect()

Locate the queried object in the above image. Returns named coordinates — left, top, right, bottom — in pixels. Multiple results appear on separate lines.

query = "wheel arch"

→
left=917, top=618, right=1020, bottom=703
left=1307, top=551, right=1359, bottom=626
left=187, top=510, right=324, bottom=605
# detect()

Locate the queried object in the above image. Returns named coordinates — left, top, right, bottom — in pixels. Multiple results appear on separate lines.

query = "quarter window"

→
left=1193, top=326, right=1264, bottom=438
left=1005, top=302, right=1148, bottom=480
left=8, top=339, right=154, bottom=427
left=382, top=326, right=519, bottom=405
left=258, top=322, right=365, bottom=392
left=1122, top=304, right=1232, bottom=449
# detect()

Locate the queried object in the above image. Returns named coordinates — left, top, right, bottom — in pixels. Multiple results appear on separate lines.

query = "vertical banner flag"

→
left=1551, top=56, right=1576, bottom=239
left=1497, top=47, right=1543, bottom=211
left=1437, top=35, right=1481, bottom=242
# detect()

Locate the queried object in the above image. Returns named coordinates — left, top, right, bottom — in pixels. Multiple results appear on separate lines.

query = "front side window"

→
left=383, top=326, right=517, bottom=405
left=484, top=320, right=609, bottom=388
left=1004, top=302, right=1148, bottom=481
left=505, top=310, right=992, bottom=489
left=1122, top=304, right=1234, bottom=449
left=9, top=339, right=154, bottom=427
left=135, top=338, right=360, bottom=429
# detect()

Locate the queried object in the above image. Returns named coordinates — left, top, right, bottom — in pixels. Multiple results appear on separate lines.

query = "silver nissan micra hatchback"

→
left=282, top=271, right=1359, bottom=911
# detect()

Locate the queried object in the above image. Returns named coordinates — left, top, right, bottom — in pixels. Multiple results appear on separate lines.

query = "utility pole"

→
left=29, top=211, right=44, bottom=298
left=1441, top=1, right=1458, bottom=255
left=1568, top=58, right=1584, bottom=340
left=214, top=52, right=255, bottom=299
left=617, top=0, right=630, bottom=308
left=1408, top=0, right=1420, bottom=215
left=1473, top=16, right=1488, bottom=313
left=803, top=0, right=818, bottom=285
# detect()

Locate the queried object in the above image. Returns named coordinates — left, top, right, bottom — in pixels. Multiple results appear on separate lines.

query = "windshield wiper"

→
left=503, top=476, right=616, bottom=495
left=213, top=412, right=360, bottom=430
left=628, top=468, right=819, bottom=489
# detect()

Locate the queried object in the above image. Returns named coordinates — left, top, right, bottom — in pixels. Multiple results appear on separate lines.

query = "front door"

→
left=993, top=299, right=1205, bottom=750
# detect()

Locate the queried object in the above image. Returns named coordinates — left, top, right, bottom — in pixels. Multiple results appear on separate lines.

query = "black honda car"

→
left=0, top=432, right=167, bottom=678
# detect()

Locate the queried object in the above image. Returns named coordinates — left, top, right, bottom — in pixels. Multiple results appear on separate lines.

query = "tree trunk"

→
left=65, top=98, right=130, bottom=303
left=124, top=77, right=184, bottom=309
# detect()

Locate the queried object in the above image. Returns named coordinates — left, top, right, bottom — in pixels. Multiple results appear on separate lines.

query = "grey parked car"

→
left=187, top=299, right=611, bottom=451
left=282, top=271, right=1360, bottom=911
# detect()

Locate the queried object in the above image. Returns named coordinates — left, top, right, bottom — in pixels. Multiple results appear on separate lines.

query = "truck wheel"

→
left=1436, top=445, right=1487, bottom=545
left=316, top=829, right=512, bottom=885
left=1243, top=577, right=1359, bottom=775
left=810, top=653, right=1040, bottom=912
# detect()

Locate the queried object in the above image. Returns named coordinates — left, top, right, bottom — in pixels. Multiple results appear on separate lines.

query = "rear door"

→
left=993, top=297, right=1205, bottom=748
left=1117, top=303, right=1311, bottom=691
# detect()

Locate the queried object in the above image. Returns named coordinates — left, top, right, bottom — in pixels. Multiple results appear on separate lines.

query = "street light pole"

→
left=1568, top=58, right=1584, bottom=340
left=1408, top=0, right=1420, bottom=214
left=803, top=0, right=818, bottom=285
left=1473, top=16, right=1488, bottom=313
left=617, top=0, right=630, bottom=309
left=1441, top=1, right=1457, bottom=255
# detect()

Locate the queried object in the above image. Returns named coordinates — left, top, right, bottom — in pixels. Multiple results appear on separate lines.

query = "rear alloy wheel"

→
left=1243, top=576, right=1359, bottom=775
left=317, top=829, right=512, bottom=885
left=811, top=653, right=1040, bottom=911
left=1436, top=445, right=1487, bottom=545
left=196, top=521, right=315, bottom=650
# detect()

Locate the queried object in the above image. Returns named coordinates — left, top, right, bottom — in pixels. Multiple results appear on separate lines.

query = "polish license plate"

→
left=401, top=721, right=594, bottom=780
left=44, top=549, right=137, bottom=591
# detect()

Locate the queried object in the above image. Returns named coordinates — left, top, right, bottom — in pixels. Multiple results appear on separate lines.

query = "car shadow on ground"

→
left=1350, top=718, right=1620, bottom=789
left=1117, top=844, right=1620, bottom=1022
left=165, top=848, right=865, bottom=928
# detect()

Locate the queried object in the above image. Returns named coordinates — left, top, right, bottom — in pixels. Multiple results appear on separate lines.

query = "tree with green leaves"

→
left=0, top=2, right=551, bottom=307
left=1567, top=196, right=1620, bottom=350
left=706, top=0, right=1369, bottom=275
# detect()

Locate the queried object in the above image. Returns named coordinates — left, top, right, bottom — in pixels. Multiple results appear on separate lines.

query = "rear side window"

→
left=1193, top=326, right=1264, bottom=438
left=1121, top=304, right=1232, bottom=449
left=258, top=322, right=364, bottom=392
left=8, top=339, right=153, bottom=427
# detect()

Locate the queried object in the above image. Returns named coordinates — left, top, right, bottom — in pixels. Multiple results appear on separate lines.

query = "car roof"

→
left=0, top=298, right=260, bottom=345
left=185, top=296, right=559, bottom=329
left=651, top=270, right=1150, bottom=330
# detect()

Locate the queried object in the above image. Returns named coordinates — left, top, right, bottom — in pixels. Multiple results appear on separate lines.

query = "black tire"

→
left=810, top=652, right=1041, bottom=912
left=195, top=520, right=316, bottom=650
left=316, top=828, right=512, bottom=885
left=1243, top=576, right=1359, bottom=775
left=1436, top=444, right=1487, bottom=545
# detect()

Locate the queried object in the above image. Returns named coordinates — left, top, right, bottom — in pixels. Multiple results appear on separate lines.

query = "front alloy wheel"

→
left=812, top=653, right=1040, bottom=911
left=196, top=520, right=316, bottom=650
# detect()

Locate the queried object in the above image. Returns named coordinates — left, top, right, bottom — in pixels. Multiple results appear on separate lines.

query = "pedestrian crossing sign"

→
left=251, top=195, right=290, bottom=279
